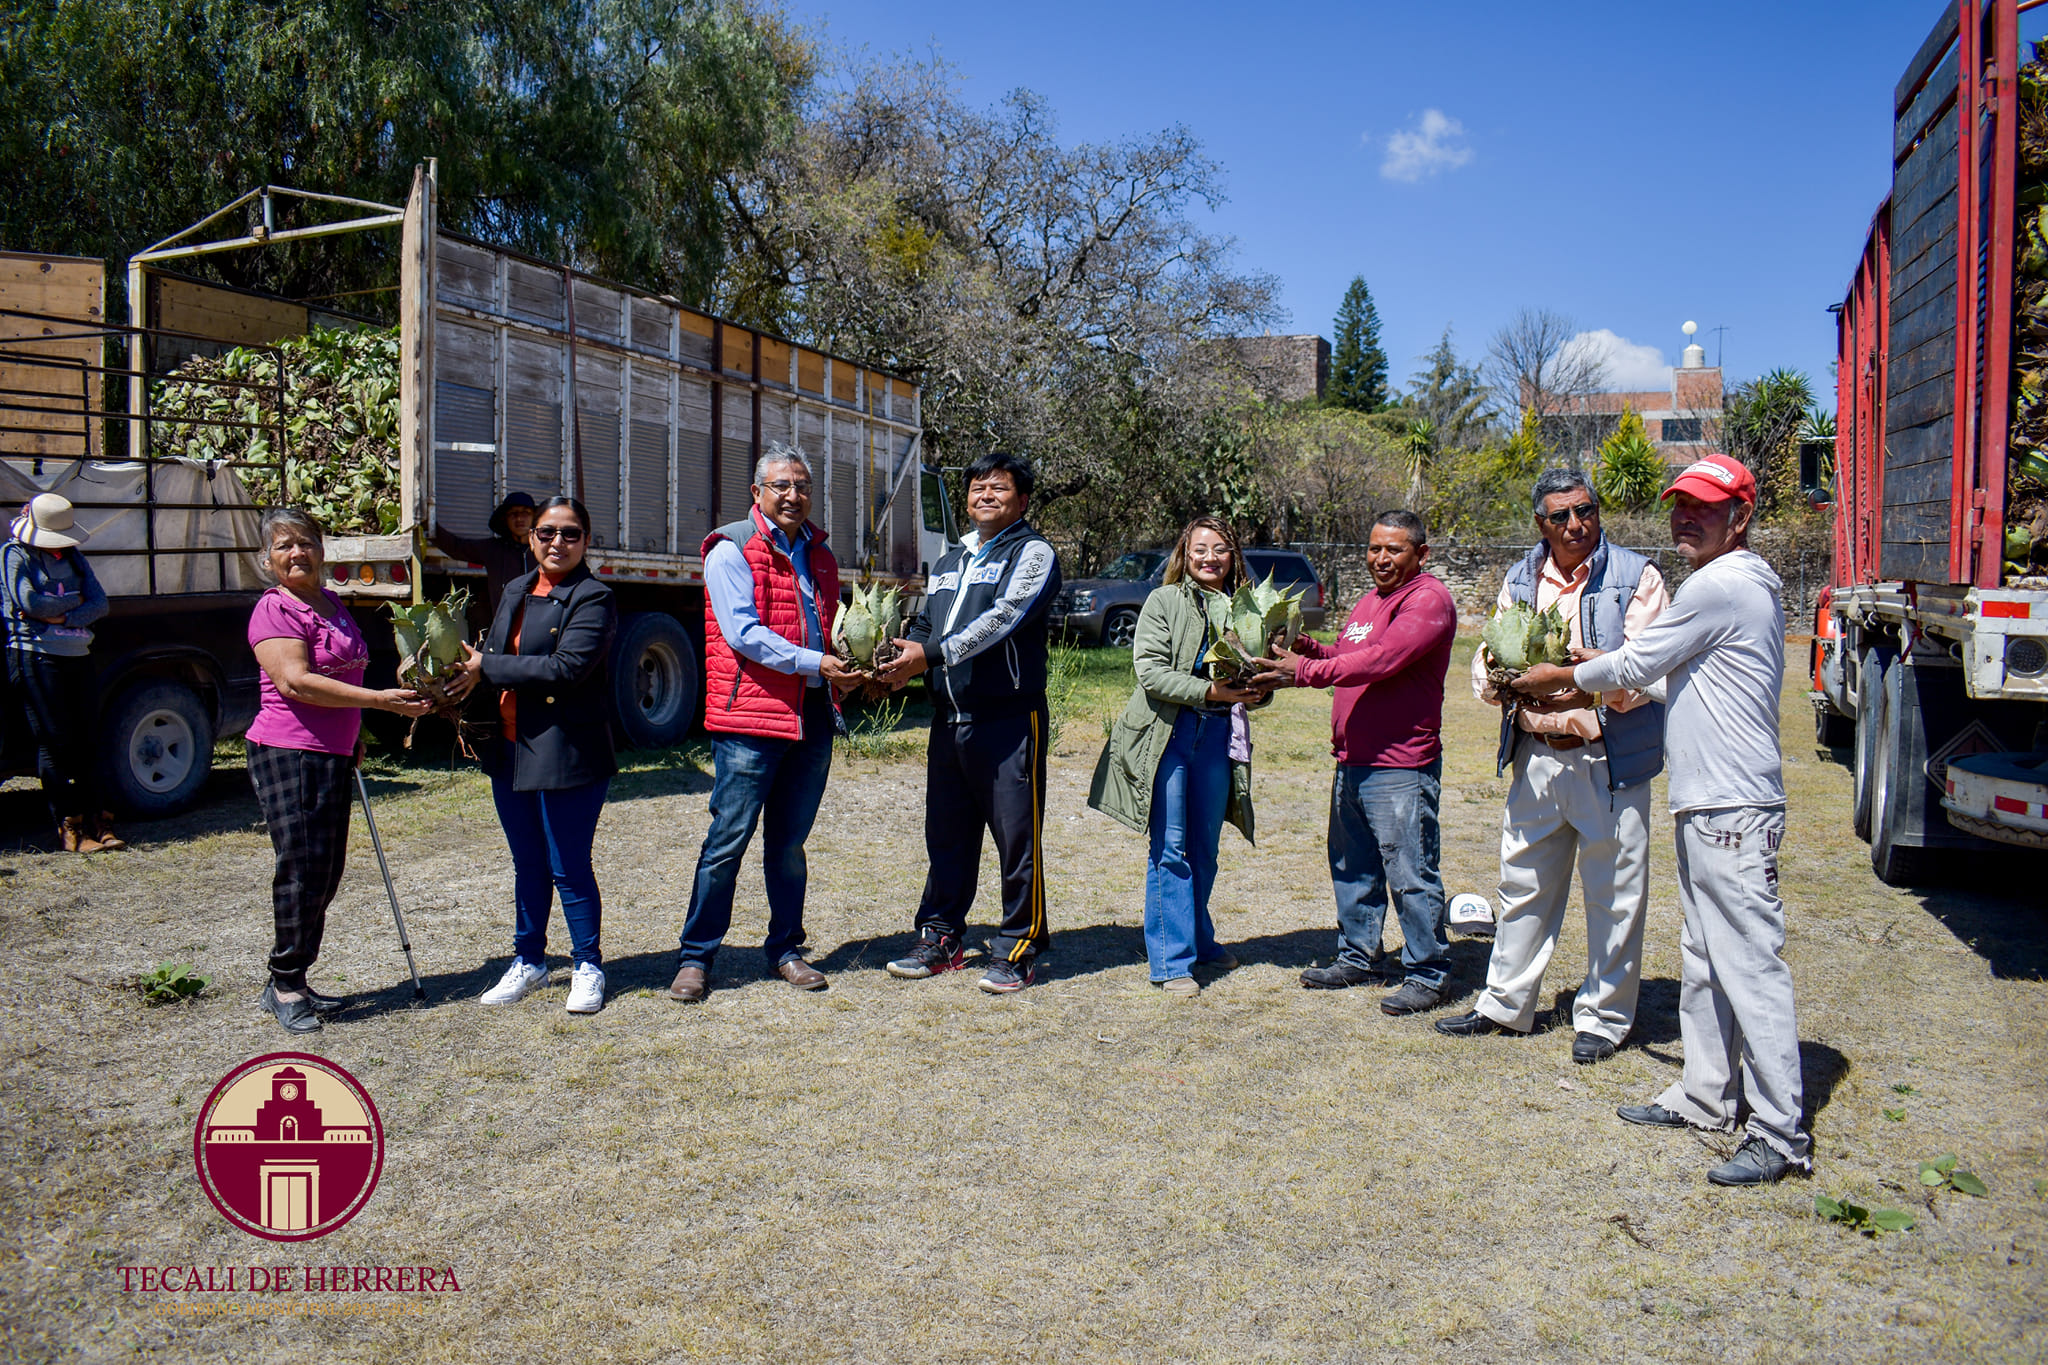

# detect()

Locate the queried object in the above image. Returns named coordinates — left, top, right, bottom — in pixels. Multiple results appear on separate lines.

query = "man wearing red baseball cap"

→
left=1512, top=453, right=1810, bottom=1187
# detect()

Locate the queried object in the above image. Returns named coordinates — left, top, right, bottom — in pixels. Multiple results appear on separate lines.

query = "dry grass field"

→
left=1, top=638, right=2044, bottom=1363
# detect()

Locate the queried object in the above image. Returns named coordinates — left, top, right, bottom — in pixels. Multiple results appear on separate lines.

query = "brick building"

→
left=1544, top=338, right=1723, bottom=465
left=1219, top=334, right=1330, bottom=403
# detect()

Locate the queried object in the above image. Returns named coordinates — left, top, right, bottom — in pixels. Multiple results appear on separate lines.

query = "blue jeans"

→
left=1329, top=760, right=1448, bottom=989
left=1145, top=708, right=1231, bottom=982
left=677, top=689, right=835, bottom=969
left=490, top=774, right=610, bottom=968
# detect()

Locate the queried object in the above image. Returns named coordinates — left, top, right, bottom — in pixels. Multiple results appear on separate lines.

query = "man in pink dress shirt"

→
left=1435, top=468, right=1670, bottom=1064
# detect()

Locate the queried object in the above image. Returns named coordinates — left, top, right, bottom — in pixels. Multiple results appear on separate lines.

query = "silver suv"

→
left=1052, top=548, right=1327, bottom=647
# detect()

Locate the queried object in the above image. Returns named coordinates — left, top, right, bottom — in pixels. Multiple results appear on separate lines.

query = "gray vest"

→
left=1495, top=537, right=1666, bottom=791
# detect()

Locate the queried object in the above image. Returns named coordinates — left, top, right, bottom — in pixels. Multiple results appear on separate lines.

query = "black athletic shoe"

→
left=978, top=957, right=1036, bottom=994
left=886, top=929, right=965, bottom=980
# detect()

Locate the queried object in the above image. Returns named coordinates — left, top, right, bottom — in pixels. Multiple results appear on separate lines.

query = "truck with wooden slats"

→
left=2, top=163, right=955, bottom=817
left=1812, top=0, right=2048, bottom=882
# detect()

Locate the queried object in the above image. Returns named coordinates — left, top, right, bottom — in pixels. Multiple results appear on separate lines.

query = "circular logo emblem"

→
left=192, top=1053, right=384, bottom=1241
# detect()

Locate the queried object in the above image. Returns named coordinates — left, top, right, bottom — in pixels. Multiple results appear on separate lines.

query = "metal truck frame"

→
left=1814, top=0, right=2048, bottom=883
left=2, top=163, right=955, bottom=818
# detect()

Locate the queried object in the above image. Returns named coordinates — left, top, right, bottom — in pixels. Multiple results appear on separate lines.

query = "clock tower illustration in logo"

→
left=193, top=1053, right=383, bottom=1240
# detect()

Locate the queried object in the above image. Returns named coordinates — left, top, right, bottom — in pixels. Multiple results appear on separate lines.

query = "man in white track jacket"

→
left=1513, top=454, right=1810, bottom=1187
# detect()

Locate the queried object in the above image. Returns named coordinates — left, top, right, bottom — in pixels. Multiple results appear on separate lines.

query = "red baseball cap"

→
left=1662, top=453, right=1756, bottom=504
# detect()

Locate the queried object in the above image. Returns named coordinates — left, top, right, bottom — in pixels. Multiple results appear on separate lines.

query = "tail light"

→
left=388, top=561, right=408, bottom=584
left=332, top=565, right=350, bottom=583
left=1314, top=581, right=1324, bottom=608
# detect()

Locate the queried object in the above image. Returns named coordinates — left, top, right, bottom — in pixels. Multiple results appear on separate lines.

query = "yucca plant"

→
left=1595, top=428, right=1668, bottom=510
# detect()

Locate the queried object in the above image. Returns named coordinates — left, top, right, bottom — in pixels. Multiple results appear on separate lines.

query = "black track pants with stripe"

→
left=915, top=705, right=1049, bottom=961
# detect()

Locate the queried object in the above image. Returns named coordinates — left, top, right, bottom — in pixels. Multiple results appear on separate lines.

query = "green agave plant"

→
left=832, top=581, right=904, bottom=671
left=1201, top=572, right=1306, bottom=683
left=1480, top=602, right=1571, bottom=676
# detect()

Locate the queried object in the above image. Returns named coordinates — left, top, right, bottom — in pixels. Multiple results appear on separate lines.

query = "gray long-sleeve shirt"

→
left=3, top=541, right=108, bottom=656
left=1573, top=548, right=1785, bottom=814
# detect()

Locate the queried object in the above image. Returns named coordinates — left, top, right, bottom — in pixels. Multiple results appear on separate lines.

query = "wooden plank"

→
left=1889, top=251, right=1953, bottom=323
left=1892, top=100, right=1957, bottom=202
left=831, top=361, right=856, bottom=405
left=505, top=261, right=564, bottom=328
left=1887, top=292, right=1956, bottom=359
left=0, top=253, right=104, bottom=458
left=1886, top=373, right=1954, bottom=430
left=797, top=348, right=825, bottom=394
left=1889, top=190, right=1956, bottom=278
left=571, top=278, right=623, bottom=342
left=435, top=239, right=496, bottom=310
left=155, top=276, right=305, bottom=346
left=1881, top=457, right=1953, bottom=505
left=1895, top=0, right=1960, bottom=114
left=1886, top=331, right=1956, bottom=395
left=760, top=337, right=791, bottom=389
left=435, top=320, right=495, bottom=389
left=630, top=298, right=669, bottom=353
left=721, top=325, right=752, bottom=376
left=1880, top=533, right=1951, bottom=583
left=1895, top=47, right=1959, bottom=162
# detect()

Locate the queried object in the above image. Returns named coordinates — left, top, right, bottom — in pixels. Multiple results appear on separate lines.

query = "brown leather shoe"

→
left=92, top=812, right=127, bottom=852
left=666, top=965, right=708, bottom=1002
left=776, top=958, right=827, bottom=991
left=59, top=816, right=105, bottom=854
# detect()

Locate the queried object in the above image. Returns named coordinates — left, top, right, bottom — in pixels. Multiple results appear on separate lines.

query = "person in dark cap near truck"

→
left=431, top=491, right=537, bottom=619
left=1512, top=454, right=1809, bottom=1187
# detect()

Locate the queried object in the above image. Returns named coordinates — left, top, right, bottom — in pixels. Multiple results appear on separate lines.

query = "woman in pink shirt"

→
left=245, top=508, right=432, bottom=1034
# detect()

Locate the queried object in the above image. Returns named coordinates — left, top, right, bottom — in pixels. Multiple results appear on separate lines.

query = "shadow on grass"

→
left=1912, top=858, right=2048, bottom=981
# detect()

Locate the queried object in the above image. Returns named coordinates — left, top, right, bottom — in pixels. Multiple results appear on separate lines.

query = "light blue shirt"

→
left=705, top=520, right=825, bottom=685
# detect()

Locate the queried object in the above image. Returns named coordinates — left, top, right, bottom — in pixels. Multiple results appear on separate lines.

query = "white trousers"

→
left=1475, top=741, right=1651, bottom=1042
left=1657, top=806, right=1810, bottom=1164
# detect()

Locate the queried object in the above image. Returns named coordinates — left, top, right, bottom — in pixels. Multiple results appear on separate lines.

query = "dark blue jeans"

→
left=1328, top=760, right=1449, bottom=990
left=490, top=773, right=609, bottom=968
left=677, top=688, right=835, bottom=969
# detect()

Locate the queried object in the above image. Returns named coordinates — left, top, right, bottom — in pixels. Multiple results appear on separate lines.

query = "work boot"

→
left=59, top=816, right=105, bottom=854
left=91, top=812, right=127, bottom=852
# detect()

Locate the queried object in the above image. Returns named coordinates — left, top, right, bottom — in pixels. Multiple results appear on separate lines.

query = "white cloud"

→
left=1565, top=329, right=1673, bottom=392
left=1380, top=110, right=1473, bottom=182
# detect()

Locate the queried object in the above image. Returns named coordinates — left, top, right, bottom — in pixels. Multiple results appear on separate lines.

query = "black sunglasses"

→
left=1541, top=503, right=1599, bottom=527
left=533, top=525, right=585, bottom=543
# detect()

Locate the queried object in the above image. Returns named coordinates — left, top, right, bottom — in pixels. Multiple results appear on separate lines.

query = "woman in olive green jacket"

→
left=1088, top=517, right=1267, bottom=995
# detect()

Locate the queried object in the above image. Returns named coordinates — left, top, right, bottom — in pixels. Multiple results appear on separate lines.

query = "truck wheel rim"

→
left=635, top=641, right=684, bottom=726
left=1108, top=615, right=1137, bottom=647
left=129, top=708, right=197, bottom=793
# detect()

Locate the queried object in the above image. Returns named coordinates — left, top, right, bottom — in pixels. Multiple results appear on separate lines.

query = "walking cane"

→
left=355, top=768, right=427, bottom=1004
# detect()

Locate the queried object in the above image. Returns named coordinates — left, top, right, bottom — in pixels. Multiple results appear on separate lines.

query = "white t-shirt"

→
left=1573, top=548, right=1785, bottom=814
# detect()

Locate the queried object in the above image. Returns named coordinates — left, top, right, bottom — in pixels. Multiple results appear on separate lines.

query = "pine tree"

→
left=1328, top=276, right=1389, bottom=411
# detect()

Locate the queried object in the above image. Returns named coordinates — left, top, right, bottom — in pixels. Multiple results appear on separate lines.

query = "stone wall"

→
left=1288, top=531, right=1833, bottom=631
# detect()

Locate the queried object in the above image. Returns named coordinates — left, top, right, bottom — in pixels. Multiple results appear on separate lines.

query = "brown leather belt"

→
left=1534, top=732, right=1590, bottom=751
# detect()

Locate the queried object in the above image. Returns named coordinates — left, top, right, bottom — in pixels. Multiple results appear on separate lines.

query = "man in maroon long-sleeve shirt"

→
left=1259, top=511, right=1458, bottom=1015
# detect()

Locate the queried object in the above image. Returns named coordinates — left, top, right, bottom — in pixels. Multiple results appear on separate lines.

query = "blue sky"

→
left=782, top=0, right=2024, bottom=411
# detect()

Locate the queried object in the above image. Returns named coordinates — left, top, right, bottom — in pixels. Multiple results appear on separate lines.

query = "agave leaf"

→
left=388, top=604, right=425, bottom=665
left=1480, top=606, right=1534, bottom=672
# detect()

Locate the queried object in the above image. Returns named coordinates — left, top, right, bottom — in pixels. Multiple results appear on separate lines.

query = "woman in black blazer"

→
left=452, top=496, right=619, bottom=1014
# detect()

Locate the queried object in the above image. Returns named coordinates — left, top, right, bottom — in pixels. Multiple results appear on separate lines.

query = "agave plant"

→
left=1480, top=601, right=1571, bottom=693
left=1201, top=572, right=1307, bottom=684
left=832, top=581, right=904, bottom=673
left=388, top=591, right=475, bottom=747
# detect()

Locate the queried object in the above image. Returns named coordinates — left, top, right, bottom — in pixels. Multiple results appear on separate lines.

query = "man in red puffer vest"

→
left=669, top=446, right=862, bottom=1002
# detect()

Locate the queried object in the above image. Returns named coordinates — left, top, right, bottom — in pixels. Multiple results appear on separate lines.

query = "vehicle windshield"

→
left=1097, top=553, right=1162, bottom=582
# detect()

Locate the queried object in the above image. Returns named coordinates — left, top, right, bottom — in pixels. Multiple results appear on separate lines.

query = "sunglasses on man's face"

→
left=1541, top=503, right=1599, bottom=528
left=533, top=525, right=585, bottom=543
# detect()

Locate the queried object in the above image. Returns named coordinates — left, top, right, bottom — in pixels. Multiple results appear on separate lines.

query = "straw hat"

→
left=10, top=493, right=87, bottom=549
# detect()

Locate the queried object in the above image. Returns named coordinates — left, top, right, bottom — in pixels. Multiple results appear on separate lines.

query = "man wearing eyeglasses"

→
left=669, top=444, right=864, bottom=1002
left=1436, top=467, right=1669, bottom=1066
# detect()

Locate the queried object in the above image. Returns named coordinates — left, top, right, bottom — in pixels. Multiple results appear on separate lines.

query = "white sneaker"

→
left=480, top=958, right=548, bottom=1005
left=564, top=962, right=606, bottom=1014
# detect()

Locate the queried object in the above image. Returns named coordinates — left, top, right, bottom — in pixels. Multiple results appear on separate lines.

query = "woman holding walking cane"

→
left=449, top=496, right=618, bottom=1015
left=246, top=507, right=433, bottom=1033
left=1088, top=516, right=1267, bottom=997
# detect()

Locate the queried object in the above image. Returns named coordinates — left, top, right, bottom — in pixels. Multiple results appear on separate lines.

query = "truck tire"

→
left=1852, top=648, right=1889, bottom=843
left=99, top=679, right=215, bottom=818
left=1869, top=658, right=1936, bottom=886
left=1815, top=703, right=1854, bottom=748
left=1104, top=608, right=1140, bottom=650
left=610, top=611, right=698, bottom=750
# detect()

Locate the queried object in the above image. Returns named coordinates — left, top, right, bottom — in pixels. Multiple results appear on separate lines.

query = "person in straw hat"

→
left=2, top=493, right=122, bottom=853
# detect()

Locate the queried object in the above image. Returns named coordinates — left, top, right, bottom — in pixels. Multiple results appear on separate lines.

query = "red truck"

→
left=1815, top=0, right=2048, bottom=883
